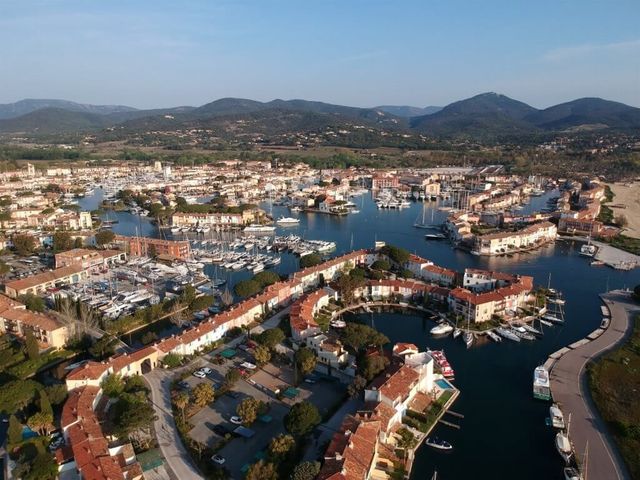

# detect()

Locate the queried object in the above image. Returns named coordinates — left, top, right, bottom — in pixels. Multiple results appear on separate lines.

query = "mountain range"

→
left=0, top=93, right=638, bottom=139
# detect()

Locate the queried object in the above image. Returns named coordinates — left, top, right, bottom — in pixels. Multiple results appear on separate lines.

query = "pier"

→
left=547, top=290, right=637, bottom=480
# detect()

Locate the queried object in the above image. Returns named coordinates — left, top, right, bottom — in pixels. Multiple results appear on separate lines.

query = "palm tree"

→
left=174, top=392, right=189, bottom=423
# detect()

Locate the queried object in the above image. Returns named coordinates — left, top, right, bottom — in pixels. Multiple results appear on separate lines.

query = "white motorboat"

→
left=555, top=431, right=573, bottom=464
left=425, top=437, right=453, bottom=451
left=485, top=330, right=502, bottom=342
left=425, top=233, right=447, bottom=240
left=244, top=224, right=276, bottom=234
left=495, top=327, right=520, bottom=342
left=452, top=328, right=462, bottom=339
left=543, top=313, right=564, bottom=324
left=276, top=217, right=300, bottom=225
left=550, top=404, right=565, bottom=429
left=579, top=244, right=597, bottom=257
left=430, top=323, right=454, bottom=336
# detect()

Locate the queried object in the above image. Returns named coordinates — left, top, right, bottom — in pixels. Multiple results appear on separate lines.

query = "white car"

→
left=240, top=362, right=256, bottom=370
left=230, top=416, right=243, bottom=425
left=211, top=454, right=226, bottom=465
left=192, top=370, right=206, bottom=378
left=199, top=367, right=213, bottom=375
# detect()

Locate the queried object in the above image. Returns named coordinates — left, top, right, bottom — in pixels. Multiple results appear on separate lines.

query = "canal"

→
left=80, top=188, right=640, bottom=479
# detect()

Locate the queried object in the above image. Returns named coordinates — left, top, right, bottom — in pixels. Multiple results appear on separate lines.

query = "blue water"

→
left=435, top=378, right=454, bottom=390
left=79, top=188, right=640, bottom=480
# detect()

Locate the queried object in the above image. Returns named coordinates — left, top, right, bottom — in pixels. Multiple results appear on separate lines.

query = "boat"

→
left=539, top=318, right=554, bottom=327
left=430, top=323, right=454, bottom=336
left=425, top=233, right=447, bottom=240
left=495, top=327, right=520, bottom=342
left=512, top=328, right=536, bottom=341
left=563, top=467, right=583, bottom=480
left=244, top=224, right=276, bottom=234
left=579, top=243, right=597, bottom=257
left=548, top=297, right=566, bottom=305
left=290, top=206, right=302, bottom=212
left=452, top=328, right=462, bottom=339
left=463, top=331, right=474, bottom=348
left=533, top=366, right=551, bottom=401
left=276, top=217, right=300, bottom=225
left=425, top=437, right=453, bottom=451
left=486, top=330, right=502, bottom=342
left=543, top=313, right=564, bottom=324
left=212, top=278, right=226, bottom=287
left=556, top=431, right=573, bottom=464
left=550, top=404, right=565, bottom=429
left=427, top=349, right=455, bottom=378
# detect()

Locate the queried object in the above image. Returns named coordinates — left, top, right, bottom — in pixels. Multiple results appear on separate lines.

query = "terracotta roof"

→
left=66, top=361, right=110, bottom=382
left=5, top=264, right=85, bottom=292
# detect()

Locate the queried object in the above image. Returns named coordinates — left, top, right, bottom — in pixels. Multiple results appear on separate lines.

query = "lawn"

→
left=588, top=314, right=640, bottom=479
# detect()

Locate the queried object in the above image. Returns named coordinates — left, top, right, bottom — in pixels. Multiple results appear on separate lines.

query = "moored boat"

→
left=533, top=366, right=551, bottom=401
left=563, top=467, right=582, bottom=480
left=495, top=327, right=520, bottom=342
left=555, top=431, right=573, bottom=464
left=430, top=323, right=453, bottom=336
left=550, top=404, right=565, bottom=429
left=425, top=437, right=453, bottom=451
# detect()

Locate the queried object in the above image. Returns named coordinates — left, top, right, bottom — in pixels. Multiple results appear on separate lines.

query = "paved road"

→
left=146, top=367, right=205, bottom=480
left=550, top=290, right=638, bottom=480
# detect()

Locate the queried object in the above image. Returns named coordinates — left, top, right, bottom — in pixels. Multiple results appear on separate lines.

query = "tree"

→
left=381, top=244, right=410, bottom=265
left=347, top=375, right=368, bottom=397
left=245, top=460, right=278, bottom=480
left=8, top=414, right=22, bottom=445
left=225, top=368, right=241, bottom=386
left=0, top=379, right=42, bottom=413
left=21, top=451, right=57, bottom=480
left=341, top=323, right=389, bottom=352
left=371, top=259, right=391, bottom=271
left=19, top=293, right=45, bottom=312
left=38, top=389, right=53, bottom=417
left=257, top=328, right=285, bottom=349
left=0, top=259, right=10, bottom=276
left=141, top=331, right=158, bottom=345
left=161, top=352, right=183, bottom=368
left=284, top=401, right=320, bottom=436
left=254, top=345, right=271, bottom=365
left=236, top=397, right=264, bottom=426
left=192, top=382, right=215, bottom=407
left=360, top=354, right=389, bottom=381
left=174, top=392, right=189, bottom=422
left=615, top=214, right=629, bottom=227
left=12, top=234, right=37, bottom=256
left=25, top=331, right=39, bottom=361
left=73, top=237, right=84, bottom=248
left=52, top=231, right=73, bottom=253
left=291, top=461, right=321, bottom=480
left=95, top=229, right=115, bottom=246
left=335, top=273, right=365, bottom=305
left=299, top=253, right=322, bottom=268
left=189, top=294, right=214, bottom=312
left=268, top=433, right=295, bottom=459
left=399, top=268, right=414, bottom=279
left=101, top=374, right=125, bottom=398
left=27, top=411, right=53, bottom=436
left=112, top=393, right=157, bottom=441
left=295, top=347, right=317, bottom=376
left=89, top=335, right=117, bottom=360
left=234, top=279, right=262, bottom=298
left=253, top=271, right=280, bottom=288
left=45, top=384, right=68, bottom=405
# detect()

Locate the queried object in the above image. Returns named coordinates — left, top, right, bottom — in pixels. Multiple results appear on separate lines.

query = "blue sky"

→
left=1, top=0, right=638, bottom=108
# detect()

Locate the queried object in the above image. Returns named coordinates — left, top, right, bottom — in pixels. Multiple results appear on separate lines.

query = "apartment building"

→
left=0, top=294, right=69, bottom=348
left=114, top=235, right=191, bottom=260
left=472, top=221, right=557, bottom=255
left=54, top=248, right=126, bottom=269
left=4, top=265, right=89, bottom=298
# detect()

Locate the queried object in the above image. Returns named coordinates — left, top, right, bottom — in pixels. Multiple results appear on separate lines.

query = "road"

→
left=549, top=290, right=638, bottom=480
left=146, top=367, right=205, bottom=480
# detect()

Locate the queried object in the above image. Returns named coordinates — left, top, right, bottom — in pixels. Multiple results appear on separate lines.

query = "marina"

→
left=77, top=187, right=640, bottom=480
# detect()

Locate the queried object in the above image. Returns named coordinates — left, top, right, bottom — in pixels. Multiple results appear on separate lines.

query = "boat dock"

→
left=545, top=290, right=637, bottom=480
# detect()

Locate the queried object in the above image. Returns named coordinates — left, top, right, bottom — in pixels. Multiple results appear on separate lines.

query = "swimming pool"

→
left=436, top=378, right=453, bottom=390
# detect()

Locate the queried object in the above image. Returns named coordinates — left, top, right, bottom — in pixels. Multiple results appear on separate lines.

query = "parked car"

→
left=193, top=370, right=206, bottom=379
left=199, top=367, right=213, bottom=375
left=230, top=416, right=243, bottom=425
left=177, top=381, right=190, bottom=390
left=240, top=362, right=256, bottom=370
left=210, top=454, right=226, bottom=465
left=211, top=424, right=230, bottom=436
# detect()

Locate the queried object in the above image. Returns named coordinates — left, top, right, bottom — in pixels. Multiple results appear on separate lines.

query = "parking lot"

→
left=178, top=344, right=347, bottom=478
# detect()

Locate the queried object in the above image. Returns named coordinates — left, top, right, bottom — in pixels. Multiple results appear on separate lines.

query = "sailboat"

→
left=579, top=224, right=597, bottom=257
left=413, top=205, right=441, bottom=229
left=564, top=441, right=587, bottom=480
left=462, top=308, right=474, bottom=348
left=555, top=413, right=573, bottom=464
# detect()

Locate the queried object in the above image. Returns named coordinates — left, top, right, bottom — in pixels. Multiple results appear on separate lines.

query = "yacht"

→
left=485, top=330, right=502, bottom=342
left=555, top=431, right=573, bottom=464
left=277, top=217, right=300, bottom=225
left=425, top=437, right=453, bottom=451
left=533, top=366, right=551, bottom=401
left=579, top=243, right=597, bottom=257
left=549, top=404, right=565, bottom=429
left=543, top=313, right=564, bottom=324
left=244, top=224, right=276, bottom=234
left=495, top=327, right=520, bottom=342
left=452, top=328, right=462, bottom=339
left=425, top=233, right=447, bottom=240
left=430, top=323, right=454, bottom=336
left=463, top=331, right=474, bottom=348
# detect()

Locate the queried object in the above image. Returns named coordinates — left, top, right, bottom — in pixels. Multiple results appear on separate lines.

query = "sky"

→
left=0, top=0, right=638, bottom=109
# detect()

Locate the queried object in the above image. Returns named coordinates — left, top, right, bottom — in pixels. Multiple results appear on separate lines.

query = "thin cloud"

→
left=542, top=38, right=640, bottom=61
